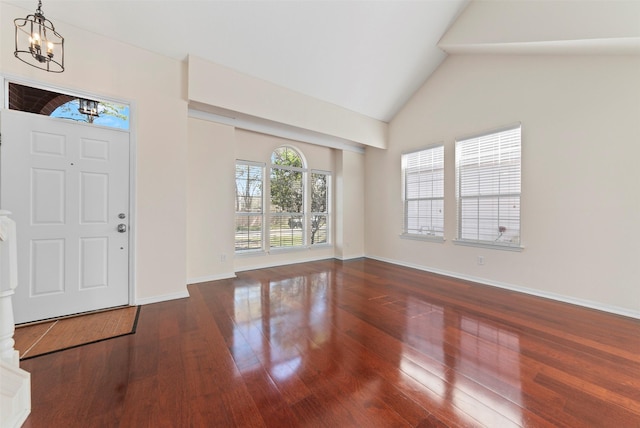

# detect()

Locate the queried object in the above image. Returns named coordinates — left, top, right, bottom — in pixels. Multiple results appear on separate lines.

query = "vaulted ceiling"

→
left=4, top=1, right=639, bottom=123
left=5, top=0, right=469, bottom=122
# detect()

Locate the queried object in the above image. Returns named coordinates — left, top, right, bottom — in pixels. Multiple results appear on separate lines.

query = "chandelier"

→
left=14, top=0, right=64, bottom=72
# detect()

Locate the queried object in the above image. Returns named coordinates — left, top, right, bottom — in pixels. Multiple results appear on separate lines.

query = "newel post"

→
left=0, top=210, right=31, bottom=427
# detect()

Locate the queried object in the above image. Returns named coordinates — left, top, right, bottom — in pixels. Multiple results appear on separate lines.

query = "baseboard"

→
left=134, top=289, right=190, bottom=306
left=368, top=255, right=640, bottom=320
left=335, top=253, right=366, bottom=261
left=187, top=273, right=237, bottom=285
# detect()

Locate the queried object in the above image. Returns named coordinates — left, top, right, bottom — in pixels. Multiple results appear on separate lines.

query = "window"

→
left=8, top=82, right=130, bottom=130
left=51, top=99, right=130, bottom=130
left=455, top=124, right=522, bottom=249
left=310, top=171, right=330, bottom=245
left=239, top=146, right=331, bottom=252
left=235, top=161, right=264, bottom=252
left=402, top=145, right=444, bottom=239
left=270, top=147, right=305, bottom=248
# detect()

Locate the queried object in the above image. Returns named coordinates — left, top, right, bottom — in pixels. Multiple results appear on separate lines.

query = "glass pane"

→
left=270, top=168, right=303, bottom=213
left=460, top=196, right=520, bottom=244
left=310, top=214, right=327, bottom=244
left=270, top=214, right=304, bottom=248
left=235, top=215, right=263, bottom=251
left=51, top=100, right=129, bottom=130
left=9, top=82, right=130, bottom=130
left=497, top=197, right=520, bottom=244
left=406, top=199, right=443, bottom=236
left=236, top=164, right=263, bottom=213
left=271, top=146, right=303, bottom=167
left=311, top=173, right=328, bottom=213
left=460, top=198, right=479, bottom=241
left=404, top=146, right=444, bottom=236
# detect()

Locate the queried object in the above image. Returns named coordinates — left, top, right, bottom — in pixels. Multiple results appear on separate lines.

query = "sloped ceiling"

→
left=3, top=1, right=639, bottom=123
left=439, top=0, right=640, bottom=55
left=3, top=0, right=469, bottom=122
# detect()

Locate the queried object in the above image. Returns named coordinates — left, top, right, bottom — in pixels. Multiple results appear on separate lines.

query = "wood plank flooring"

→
left=20, top=258, right=640, bottom=427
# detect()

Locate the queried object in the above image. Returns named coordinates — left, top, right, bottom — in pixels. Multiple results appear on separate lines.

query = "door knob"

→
left=117, top=224, right=127, bottom=233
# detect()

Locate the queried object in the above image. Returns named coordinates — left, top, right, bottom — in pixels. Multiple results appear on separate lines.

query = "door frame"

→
left=0, top=74, right=137, bottom=308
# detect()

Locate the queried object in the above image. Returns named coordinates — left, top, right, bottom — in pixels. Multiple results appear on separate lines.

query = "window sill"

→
left=453, top=239, right=524, bottom=252
left=269, top=246, right=307, bottom=254
left=309, top=243, right=332, bottom=250
left=237, top=244, right=333, bottom=257
left=400, top=233, right=445, bottom=243
left=235, top=249, right=266, bottom=257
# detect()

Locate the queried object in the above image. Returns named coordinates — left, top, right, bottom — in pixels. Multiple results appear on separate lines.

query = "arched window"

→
left=235, top=145, right=331, bottom=253
left=270, top=146, right=306, bottom=248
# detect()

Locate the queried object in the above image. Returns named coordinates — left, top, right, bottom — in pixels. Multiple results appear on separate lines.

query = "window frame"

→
left=454, top=123, right=523, bottom=251
left=401, top=144, right=445, bottom=242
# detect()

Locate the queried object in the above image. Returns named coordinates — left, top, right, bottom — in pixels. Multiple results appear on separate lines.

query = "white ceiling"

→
left=5, top=0, right=470, bottom=122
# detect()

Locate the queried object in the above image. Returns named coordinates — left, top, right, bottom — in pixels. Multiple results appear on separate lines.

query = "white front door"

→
left=1, top=109, right=130, bottom=324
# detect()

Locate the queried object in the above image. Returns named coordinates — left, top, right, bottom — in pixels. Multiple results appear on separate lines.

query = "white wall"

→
left=188, top=55, right=388, bottom=149
left=187, top=118, right=236, bottom=283
left=1, top=3, right=189, bottom=304
left=335, top=150, right=366, bottom=260
left=366, top=54, right=640, bottom=317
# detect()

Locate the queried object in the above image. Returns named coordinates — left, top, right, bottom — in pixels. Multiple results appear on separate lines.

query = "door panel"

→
left=31, top=239, right=65, bottom=295
left=32, top=168, right=66, bottom=223
left=80, top=172, right=109, bottom=223
left=80, top=237, right=108, bottom=289
left=1, top=109, right=130, bottom=323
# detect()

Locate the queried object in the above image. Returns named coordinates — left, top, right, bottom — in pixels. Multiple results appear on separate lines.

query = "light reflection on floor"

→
left=229, top=268, right=523, bottom=425
left=231, top=273, right=333, bottom=382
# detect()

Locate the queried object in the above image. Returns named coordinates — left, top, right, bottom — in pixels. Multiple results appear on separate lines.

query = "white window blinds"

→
left=402, top=145, right=444, bottom=238
left=455, top=124, right=521, bottom=248
left=235, top=161, right=265, bottom=252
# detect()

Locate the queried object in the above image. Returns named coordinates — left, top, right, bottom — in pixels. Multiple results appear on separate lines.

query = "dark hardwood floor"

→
left=20, top=258, right=640, bottom=427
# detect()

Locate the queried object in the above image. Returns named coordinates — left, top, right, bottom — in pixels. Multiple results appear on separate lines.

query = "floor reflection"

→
left=230, top=263, right=524, bottom=425
left=400, top=297, right=523, bottom=426
left=231, top=271, right=333, bottom=382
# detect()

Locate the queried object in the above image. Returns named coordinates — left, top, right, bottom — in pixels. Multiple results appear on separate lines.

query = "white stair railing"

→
left=0, top=210, right=31, bottom=428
